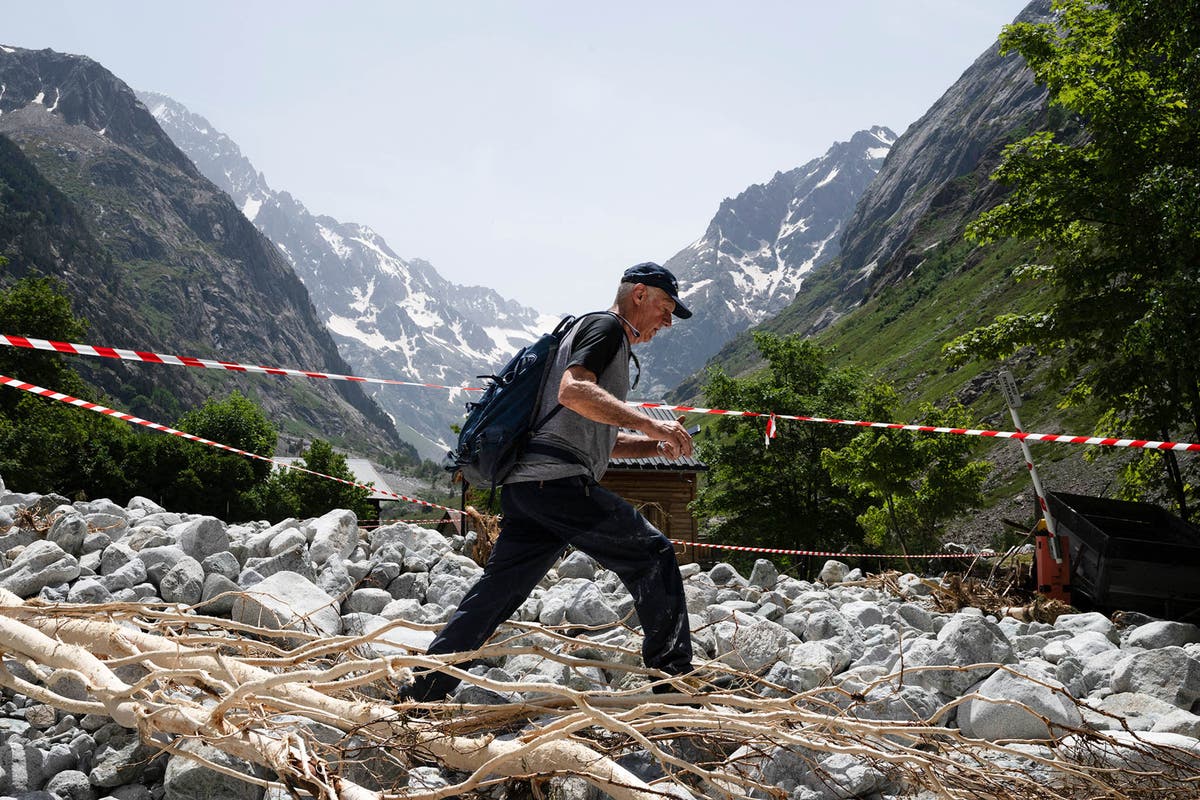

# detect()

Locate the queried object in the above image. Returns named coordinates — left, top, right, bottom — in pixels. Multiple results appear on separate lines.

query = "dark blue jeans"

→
left=406, top=475, right=693, bottom=700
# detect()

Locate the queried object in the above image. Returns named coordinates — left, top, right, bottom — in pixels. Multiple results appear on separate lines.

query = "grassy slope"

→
left=685, top=166, right=1131, bottom=547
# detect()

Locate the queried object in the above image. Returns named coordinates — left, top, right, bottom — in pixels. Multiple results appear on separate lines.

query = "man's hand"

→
left=644, top=415, right=693, bottom=458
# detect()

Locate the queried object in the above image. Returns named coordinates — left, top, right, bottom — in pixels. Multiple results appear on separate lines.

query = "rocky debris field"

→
left=0, top=471, right=1198, bottom=800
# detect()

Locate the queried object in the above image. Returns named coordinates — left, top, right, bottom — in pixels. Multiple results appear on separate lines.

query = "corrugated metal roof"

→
left=608, top=405, right=707, bottom=471
left=273, top=456, right=396, bottom=501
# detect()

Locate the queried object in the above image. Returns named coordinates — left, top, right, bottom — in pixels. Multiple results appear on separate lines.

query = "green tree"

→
left=130, top=391, right=277, bottom=519
left=274, top=439, right=374, bottom=520
left=949, top=0, right=1200, bottom=518
left=0, top=276, right=90, bottom=409
left=693, top=333, right=866, bottom=566
left=822, top=383, right=989, bottom=555
left=0, top=275, right=139, bottom=499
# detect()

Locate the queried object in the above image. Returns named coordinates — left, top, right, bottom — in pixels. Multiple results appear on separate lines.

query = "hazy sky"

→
left=5, top=1, right=1030, bottom=315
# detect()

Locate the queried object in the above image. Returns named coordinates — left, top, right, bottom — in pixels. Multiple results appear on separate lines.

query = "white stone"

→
left=958, top=665, right=1082, bottom=741
left=817, top=560, right=849, bottom=584
left=1053, top=611, right=1117, bottom=642
left=309, top=509, right=359, bottom=565
left=712, top=609, right=796, bottom=673
left=1127, top=620, right=1200, bottom=650
left=231, top=570, right=341, bottom=636
left=1111, top=647, right=1200, bottom=709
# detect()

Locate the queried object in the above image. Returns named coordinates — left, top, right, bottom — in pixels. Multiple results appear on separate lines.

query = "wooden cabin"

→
left=600, top=406, right=708, bottom=564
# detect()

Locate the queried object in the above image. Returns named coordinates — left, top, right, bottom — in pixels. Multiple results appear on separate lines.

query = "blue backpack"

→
left=445, top=315, right=578, bottom=490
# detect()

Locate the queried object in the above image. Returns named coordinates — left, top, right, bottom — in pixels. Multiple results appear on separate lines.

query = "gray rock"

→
left=709, top=562, right=747, bottom=587
left=99, top=542, right=138, bottom=576
left=539, top=579, right=619, bottom=628
left=162, top=740, right=261, bottom=800
left=344, top=588, right=393, bottom=616
left=1088, top=692, right=1179, bottom=731
left=309, top=509, right=359, bottom=565
left=317, top=556, right=355, bottom=599
left=806, top=752, right=885, bottom=798
left=66, top=577, right=114, bottom=604
left=897, top=572, right=934, bottom=597
left=159, top=557, right=205, bottom=605
left=200, top=551, right=240, bottom=580
left=138, top=545, right=190, bottom=584
left=896, top=603, right=937, bottom=632
left=958, top=665, right=1082, bottom=741
left=199, top=574, right=241, bottom=616
left=748, top=558, right=779, bottom=589
left=266, top=528, right=306, bottom=556
left=1058, top=730, right=1200, bottom=776
left=1126, top=620, right=1200, bottom=650
left=1042, top=630, right=1117, bottom=663
left=1111, top=647, right=1200, bottom=709
left=23, top=704, right=56, bottom=730
left=48, top=513, right=88, bottom=556
left=88, top=737, right=160, bottom=788
left=243, top=544, right=315, bottom=583
left=905, top=614, right=1015, bottom=697
left=431, top=552, right=483, bottom=581
left=711, top=609, right=796, bottom=673
left=171, top=516, right=230, bottom=561
left=380, top=597, right=424, bottom=621
left=425, top=573, right=471, bottom=610
left=109, top=785, right=155, bottom=800
left=1054, top=611, right=1117, bottom=642
left=839, top=599, right=885, bottom=629
left=556, top=551, right=597, bottom=580
left=370, top=522, right=451, bottom=561
left=854, top=683, right=944, bottom=726
left=802, top=610, right=865, bottom=661
left=126, top=496, right=165, bottom=515
left=388, top=571, right=429, bottom=602
left=817, top=559, right=850, bottom=584
left=83, top=512, right=128, bottom=542
left=98, top=559, right=147, bottom=593
left=231, top=570, right=341, bottom=636
left=45, top=768, right=94, bottom=800
left=0, top=540, right=80, bottom=598
left=80, top=530, right=113, bottom=555
left=122, top=525, right=170, bottom=551
left=1150, top=707, right=1200, bottom=737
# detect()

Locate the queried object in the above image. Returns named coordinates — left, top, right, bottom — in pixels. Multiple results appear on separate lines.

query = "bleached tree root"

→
left=0, top=590, right=1198, bottom=800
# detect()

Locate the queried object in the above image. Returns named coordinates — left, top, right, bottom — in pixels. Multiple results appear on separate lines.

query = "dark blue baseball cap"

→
left=621, top=262, right=692, bottom=319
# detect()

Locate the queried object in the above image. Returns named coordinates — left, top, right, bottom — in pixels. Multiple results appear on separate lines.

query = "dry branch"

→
left=0, top=589, right=1197, bottom=800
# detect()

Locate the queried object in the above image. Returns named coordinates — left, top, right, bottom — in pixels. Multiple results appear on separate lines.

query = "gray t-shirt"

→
left=504, top=312, right=631, bottom=484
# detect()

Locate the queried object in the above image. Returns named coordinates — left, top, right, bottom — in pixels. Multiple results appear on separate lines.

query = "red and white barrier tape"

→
left=0, top=374, right=463, bottom=517
left=667, top=539, right=979, bottom=559
left=635, top=403, right=1200, bottom=453
left=6, top=332, right=1198, bottom=453
left=0, top=334, right=484, bottom=392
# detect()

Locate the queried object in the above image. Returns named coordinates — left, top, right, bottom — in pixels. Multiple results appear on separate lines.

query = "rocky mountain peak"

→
left=638, top=126, right=895, bottom=394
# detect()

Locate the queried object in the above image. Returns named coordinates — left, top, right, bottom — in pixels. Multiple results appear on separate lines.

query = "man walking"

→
left=399, top=262, right=698, bottom=702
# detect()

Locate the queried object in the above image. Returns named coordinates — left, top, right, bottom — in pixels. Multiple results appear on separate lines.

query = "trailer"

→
left=1047, top=492, right=1200, bottom=621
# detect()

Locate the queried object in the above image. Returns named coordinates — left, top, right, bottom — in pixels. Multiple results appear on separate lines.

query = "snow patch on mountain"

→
left=639, top=126, right=897, bottom=395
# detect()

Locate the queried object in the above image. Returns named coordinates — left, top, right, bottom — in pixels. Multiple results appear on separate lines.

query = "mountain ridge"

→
left=639, top=127, right=895, bottom=395
left=0, top=45, right=406, bottom=457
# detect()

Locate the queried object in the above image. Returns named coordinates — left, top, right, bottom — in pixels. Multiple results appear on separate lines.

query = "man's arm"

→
left=559, top=365, right=693, bottom=457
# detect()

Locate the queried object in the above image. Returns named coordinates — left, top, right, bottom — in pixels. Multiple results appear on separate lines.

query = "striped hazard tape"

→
left=0, top=374, right=463, bottom=516
left=0, top=334, right=485, bottom=392
left=4, top=332, right=1199, bottom=453
left=633, top=403, right=1200, bottom=454
left=667, top=539, right=983, bottom=560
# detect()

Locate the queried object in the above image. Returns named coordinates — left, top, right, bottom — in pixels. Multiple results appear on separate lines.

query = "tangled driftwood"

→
left=0, top=588, right=1197, bottom=800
